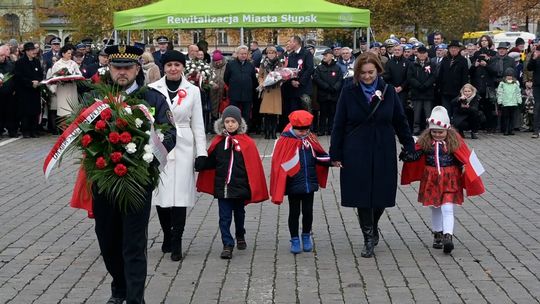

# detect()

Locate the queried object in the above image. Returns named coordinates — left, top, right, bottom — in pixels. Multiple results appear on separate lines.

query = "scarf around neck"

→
left=359, top=77, right=379, bottom=103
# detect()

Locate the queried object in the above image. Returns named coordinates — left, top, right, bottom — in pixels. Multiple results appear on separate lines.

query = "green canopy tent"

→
left=113, top=0, right=371, bottom=48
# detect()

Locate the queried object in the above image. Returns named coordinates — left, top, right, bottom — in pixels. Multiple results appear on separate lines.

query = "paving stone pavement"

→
left=0, top=132, right=539, bottom=304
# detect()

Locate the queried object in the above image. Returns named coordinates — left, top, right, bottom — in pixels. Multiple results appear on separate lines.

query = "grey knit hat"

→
left=222, top=105, right=242, bottom=123
left=504, top=67, right=515, bottom=77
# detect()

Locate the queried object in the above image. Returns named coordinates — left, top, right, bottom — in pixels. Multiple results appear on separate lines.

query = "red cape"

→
left=270, top=126, right=329, bottom=205
left=70, top=166, right=94, bottom=218
left=401, top=137, right=485, bottom=197
left=196, top=134, right=269, bottom=204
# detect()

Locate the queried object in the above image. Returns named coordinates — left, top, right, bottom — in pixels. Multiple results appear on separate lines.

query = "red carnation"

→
left=119, top=131, right=132, bottom=144
left=95, top=120, right=107, bottom=131
left=100, top=108, right=113, bottom=121
left=109, top=132, right=120, bottom=144
left=81, top=134, right=92, bottom=147
left=110, top=151, right=123, bottom=163
left=114, top=163, right=128, bottom=176
left=95, top=156, right=107, bottom=169
left=116, top=118, right=128, bottom=129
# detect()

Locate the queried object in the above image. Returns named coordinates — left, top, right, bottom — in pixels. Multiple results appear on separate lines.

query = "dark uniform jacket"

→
left=284, top=47, right=314, bottom=97
left=527, top=57, right=540, bottom=87
left=312, top=60, right=343, bottom=102
left=223, top=59, right=258, bottom=102
left=407, top=59, right=436, bottom=101
left=383, top=56, right=410, bottom=102
left=42, top=51, right=59, bottom=71
left=14, top=55, right=43, bottom=116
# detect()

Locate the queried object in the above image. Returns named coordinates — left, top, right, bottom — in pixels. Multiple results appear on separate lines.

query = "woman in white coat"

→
left=50, top=45, right=81, bottom=126
left=149, top=50, right=208, bottom=261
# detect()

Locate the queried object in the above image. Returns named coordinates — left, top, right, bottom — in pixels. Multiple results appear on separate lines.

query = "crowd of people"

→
left=0, top=31, right=534, bottom=304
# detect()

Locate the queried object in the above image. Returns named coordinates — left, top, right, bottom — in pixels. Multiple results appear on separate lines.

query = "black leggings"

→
left=288, top=192, right=314, bottom=237
left=156, top=206, right=186, bottom=235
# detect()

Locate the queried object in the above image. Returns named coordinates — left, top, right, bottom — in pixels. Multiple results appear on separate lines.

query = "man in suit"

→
left=43, top=37, right=61, bottom=71
left=281, top=36, right=314, bottom=121
left=152, top=36, right=169, bottom=74
left=428, top=31, right=445, bottom=58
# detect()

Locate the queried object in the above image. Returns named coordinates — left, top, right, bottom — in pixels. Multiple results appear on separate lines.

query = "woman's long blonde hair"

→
left=416, top=127, right=461, bottom=153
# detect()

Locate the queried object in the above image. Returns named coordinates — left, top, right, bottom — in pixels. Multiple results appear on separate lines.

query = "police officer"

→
left=94, top=44, right=176, bottom=304
left=152, top=36, right=168, bottom=74
left=43, top=36, right=61, bottom=71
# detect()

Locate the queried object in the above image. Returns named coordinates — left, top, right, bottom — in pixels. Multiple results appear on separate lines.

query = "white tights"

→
left=431, top=204, right=454, bottom=235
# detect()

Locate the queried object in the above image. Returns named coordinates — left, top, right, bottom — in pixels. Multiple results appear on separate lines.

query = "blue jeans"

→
left=218, top=198, right=246, bottom=247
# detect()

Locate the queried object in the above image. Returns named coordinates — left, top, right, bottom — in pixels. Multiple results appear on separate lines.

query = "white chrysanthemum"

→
left=155, top=129, right=164, bottom=142
left=145, top=130, right=151, bottom=135
left=135, top=118, right=143, bottom=128
left=142, top=153, right=154, bottom=163
left=124, top=107, right=132, bottom=115
left=143, top=144, right=153, bottom=153
left=125, top=142, right=137, bottom=154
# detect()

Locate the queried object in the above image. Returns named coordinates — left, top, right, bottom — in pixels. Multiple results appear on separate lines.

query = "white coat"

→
left=149, top=76, right=208, bottom=207
left=50, top=59, right=81, bottom=117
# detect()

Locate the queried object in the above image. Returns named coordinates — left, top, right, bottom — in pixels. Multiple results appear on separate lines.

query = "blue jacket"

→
left=283, top=130, right=321, bottom=195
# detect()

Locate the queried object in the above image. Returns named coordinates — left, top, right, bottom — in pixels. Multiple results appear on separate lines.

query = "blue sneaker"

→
left=302, top=233, right=312, bottom=252
left=290, top=237, right=301, bottom=254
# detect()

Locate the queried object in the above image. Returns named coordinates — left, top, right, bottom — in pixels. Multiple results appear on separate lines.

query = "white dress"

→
left=50, top=59, right=81, bottom=117
left=149, top=76, right=208, bottom=207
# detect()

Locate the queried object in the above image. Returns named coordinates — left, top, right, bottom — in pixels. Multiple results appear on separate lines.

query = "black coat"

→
left=0, top=59, right=15, bottom=97
left=312, top=60, right=343, bottom=102
left=42, top=51, right=59, bottom=71
left=451, top=95, right=481, bottom=127
left=527, top=57, right=540, bottom=87
left=470, top=49, right=496, bottom=95
left=407, top=59, right=436, bottom=101
left=330, top=77, right=415, bottom=208
left=283, top=48, right=314, bottom=97
left=437, top=55, right=469, bottom=97
left=204, top=137, right=251, bottom=200
left=488, top=55, right=515, bottom=85
left=223, top=59, right=258, bottom=102
left=14, top=56, right=43, bottom=116
left=383, top=56, right=410, bottom=102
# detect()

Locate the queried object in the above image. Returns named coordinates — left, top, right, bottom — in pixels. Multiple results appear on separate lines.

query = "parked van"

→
left=492, top=31, right=536, bottom=47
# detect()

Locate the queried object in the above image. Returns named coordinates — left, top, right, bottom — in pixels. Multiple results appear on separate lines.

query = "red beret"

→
left=288, top=110, right=313, bottom=128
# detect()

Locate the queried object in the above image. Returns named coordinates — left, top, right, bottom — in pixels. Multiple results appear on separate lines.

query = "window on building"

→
left=192, top=30, right=202, bottom=44
left=217, top=30, right=228, bottom=46
left=3, top=14, right=20, bottom=38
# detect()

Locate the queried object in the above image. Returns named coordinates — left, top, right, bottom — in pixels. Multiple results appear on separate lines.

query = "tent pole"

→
left=114, top=30, right=118, bottom=45
left=127, top=30, right=131, bottom=44
left=367, top=27, right=371, bottom=47
left=353, top=28, right=357, bottom=51
left=240, top=27, right=244, bottom=45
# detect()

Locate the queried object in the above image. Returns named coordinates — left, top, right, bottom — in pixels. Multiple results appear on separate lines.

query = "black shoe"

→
left=8, top=132, right=17, bottom=138
left=170, top=236, right=182, bottom=261
left=443, top=233, right=454, bottom=254
left=106, top=296, right=125, bottom=304
left=317, top=131, right=325, bottom=137
left=503, top=132, right=510, bottom=136
left=432, top=231, right=443, bottom=249
left=220, top=246, right=233, bottom=259
left=237, top=238, right=247, bottom=250
left=373, top=228, right=379, bottom=247
left=471, top=133, right=478, bottom=139
left=361, top=240, right=374, bottom=258
left=171, top=249, right=182, bottom=261
left=508, top=132, right=515, bottom=135
left=161, top=234, right=171, bottom=253
left=23, top=133, right=30, bottom=138
left=271, top=133, right=277, bottom=139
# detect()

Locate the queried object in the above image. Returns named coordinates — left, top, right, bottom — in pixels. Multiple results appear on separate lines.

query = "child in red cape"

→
left=196, top=106, right=268, bottom=259
left=400, top=106, right=485, bottom=254
left=270, top=110, right=331, bottom=254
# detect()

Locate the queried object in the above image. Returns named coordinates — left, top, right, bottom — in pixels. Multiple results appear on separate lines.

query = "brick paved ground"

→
left=0, top=132, right=539, bottom=304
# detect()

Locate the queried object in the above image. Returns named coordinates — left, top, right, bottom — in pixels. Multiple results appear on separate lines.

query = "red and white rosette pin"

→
left=177, top=89, right=187, bottom=105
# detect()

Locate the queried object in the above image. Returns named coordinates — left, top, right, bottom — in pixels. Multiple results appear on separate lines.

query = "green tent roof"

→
left=114, top=0, right=370, bottom=30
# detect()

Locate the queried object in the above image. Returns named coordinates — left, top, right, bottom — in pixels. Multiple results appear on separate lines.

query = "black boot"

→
left=443, top=233, right=454, bottom=254
left=170, top=207, right=186, bottom=261
left=372, top=208, right=385, bottom=247
left=432, top=231, right=443, bottom=249
left=270, top=115, right=277, bottom=139
left=358, top=208, right=375, bottom=258
left=264, top=117, right=270, bottom=139
left=156, top=206, right=172, bottom=253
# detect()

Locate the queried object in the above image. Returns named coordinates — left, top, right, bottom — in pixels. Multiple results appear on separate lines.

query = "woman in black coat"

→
left=14, top=42, right=43, bottom=138
left=330, top=52, right=415, bottom=258
left=451, top=83, right=481, bottom=139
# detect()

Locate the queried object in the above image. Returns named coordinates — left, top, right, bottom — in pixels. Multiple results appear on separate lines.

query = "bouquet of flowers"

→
left=0, top=72, right=13, bottom=85
left=262, top=67, right=299, bottom=88
left=184, top=59, right=216, bottom=90
left=41, top=67, right=86, bottom=85
left=43, top=85, right=169, bottom=212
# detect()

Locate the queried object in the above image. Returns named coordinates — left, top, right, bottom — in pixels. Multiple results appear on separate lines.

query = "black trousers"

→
left=318, top=99, right=336, bottom=134
left=93, top=188, right=152, bottom=304
left=230, top=100, right=252, bottom=126
left=357, top=208, right=385, bottom=236
left=288, top=192, right=314, bottom=237
left=21, top=114, right=39, bottom=135
left=533, top=87, right=540, bottom=133
left=501, top=106, right=517, bottom=134
left=155, top=206, right=186, bottom=236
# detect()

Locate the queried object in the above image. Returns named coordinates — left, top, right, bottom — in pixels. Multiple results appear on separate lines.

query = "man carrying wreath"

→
left=94, top=45, right=176, bottom=304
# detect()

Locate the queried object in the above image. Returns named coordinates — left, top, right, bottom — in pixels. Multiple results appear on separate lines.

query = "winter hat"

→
left=288, top=110, right=313, bottom=129
left=508, top=52, right=521, bottom=62
left=515, top=37, right=525, bottom=46
left=23, top=42, right=36, bottom=52
left=504, top=67, right=515, bottom=77
left=222, top=105, right=242, bottom=124
left=212, top=51, right=223, bottom=61
left=161, top=50, right=186, bottom=67
left=427, top=106, right=451, bottom=130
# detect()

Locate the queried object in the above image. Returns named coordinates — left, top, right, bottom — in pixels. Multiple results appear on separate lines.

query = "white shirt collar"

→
left=125, top=81, right=139, bottom=95
left=295, top=47, right=302, bottom=54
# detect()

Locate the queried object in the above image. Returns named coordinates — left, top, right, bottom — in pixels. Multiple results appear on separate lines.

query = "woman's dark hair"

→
left=353, top=52, right=384, bottom=84
left=477, top=35, right=493, bottom=49
left=59, top=44, right=75, bottom=57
